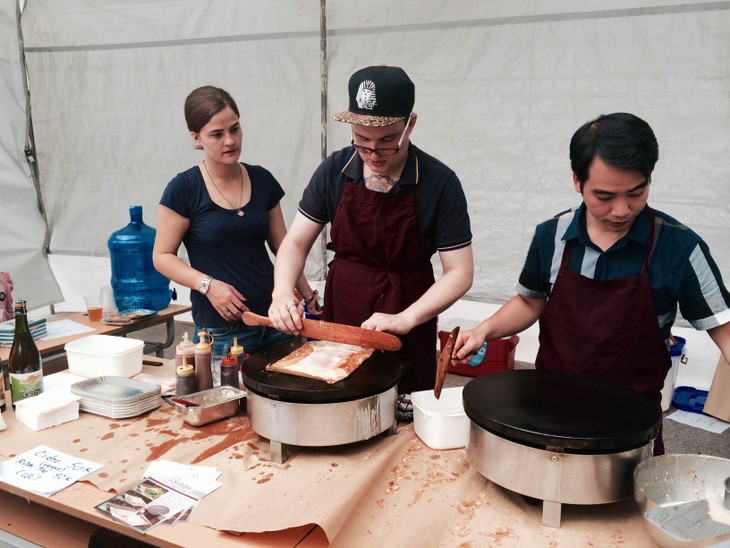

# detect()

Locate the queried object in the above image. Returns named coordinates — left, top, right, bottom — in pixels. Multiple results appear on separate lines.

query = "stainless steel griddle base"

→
left=247, top=387, right=397, bottom=464
left=467, top=422, right=653, bottom=527
left=269, top=422, right=397, bottom=465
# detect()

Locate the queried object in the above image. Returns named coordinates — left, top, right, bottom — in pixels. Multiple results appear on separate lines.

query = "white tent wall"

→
left=20, top=0, right=322, bottom=258
left=0, top=0, right=62, bottom=308
left=3, top=1, right=729, bottom=379
left=326, top=0, right=730, bottom=306
left=17, top=0, right=324, bottom=315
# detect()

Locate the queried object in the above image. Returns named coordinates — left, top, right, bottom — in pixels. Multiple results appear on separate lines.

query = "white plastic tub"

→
left=65, top=334, right=144, bottom=378
left=411, top=386, right=469, bottom=450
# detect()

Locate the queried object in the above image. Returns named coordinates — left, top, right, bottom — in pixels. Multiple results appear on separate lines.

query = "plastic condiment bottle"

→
left=220, top=347, right=240, bottom=389
left=194, top=331, right=214, bottom=391
left=175, top=332, right=196, bottom=369
left=176, top=356, right=197, bottom=397
left=230, top=337, right=244, bottom=367
left=468, top=342, right=488, bottom=366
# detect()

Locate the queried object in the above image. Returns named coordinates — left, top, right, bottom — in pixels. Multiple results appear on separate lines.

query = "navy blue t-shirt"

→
left=160, top=163, right=284, bottom=326
left=298, top=144, right=472, bottom=257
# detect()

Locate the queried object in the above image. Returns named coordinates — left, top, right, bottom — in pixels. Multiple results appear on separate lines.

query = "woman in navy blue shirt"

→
left=153, top=86, right=319, bottom=369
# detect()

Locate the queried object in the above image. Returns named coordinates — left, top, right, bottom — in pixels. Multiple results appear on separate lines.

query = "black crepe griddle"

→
left=463, top=370, right=661, bottom=454
left=242, top=341, right=403, bottom=404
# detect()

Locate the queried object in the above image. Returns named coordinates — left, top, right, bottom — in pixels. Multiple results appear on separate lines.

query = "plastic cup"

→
left=84, top=294, right=103, bottom=322
left=100, top=286, right=117, bottom=316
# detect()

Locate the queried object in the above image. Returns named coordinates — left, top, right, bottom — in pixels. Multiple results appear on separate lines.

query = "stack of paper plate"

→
left=70, top=376, right=162, bottom=419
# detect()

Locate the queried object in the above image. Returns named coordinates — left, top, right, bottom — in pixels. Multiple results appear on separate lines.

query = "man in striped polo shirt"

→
left=453, top=112, right=730, bottom=454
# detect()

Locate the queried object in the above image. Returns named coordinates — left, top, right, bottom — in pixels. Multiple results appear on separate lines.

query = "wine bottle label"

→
left=9, top=371, right=43, bottom=402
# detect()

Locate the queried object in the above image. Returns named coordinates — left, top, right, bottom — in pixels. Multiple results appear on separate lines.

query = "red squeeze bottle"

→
left=220, top=347, right=240, bottom=389
left=175, top=356, right=197, bottom=397
left=194, top=331, right=214, bottom=391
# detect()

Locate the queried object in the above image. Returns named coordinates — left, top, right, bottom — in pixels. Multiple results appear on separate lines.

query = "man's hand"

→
left=451, top=327, right=488, bottom=365
left=269, top=294, right=304, bottom=334
left=360, top=311, right=414, bottom=335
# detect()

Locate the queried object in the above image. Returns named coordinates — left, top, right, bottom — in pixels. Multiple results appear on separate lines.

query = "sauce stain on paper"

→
left=147, top=437, right=191, bottom=461
left=145, top=417, right=170, bottom=429
left=256, top=472, right=274, bottom=484
left=139, top=413, right=257, bottom=463
left=193, top=433, right=251, bottom=463
left=487, top=526, right=516, bottom=543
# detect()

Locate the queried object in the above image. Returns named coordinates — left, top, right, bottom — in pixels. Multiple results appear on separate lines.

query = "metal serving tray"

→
left=173, top=386, right=247, bottom=426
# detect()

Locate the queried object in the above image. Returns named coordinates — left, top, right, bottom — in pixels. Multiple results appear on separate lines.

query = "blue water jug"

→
left=108, top=205, right=171, bottom=312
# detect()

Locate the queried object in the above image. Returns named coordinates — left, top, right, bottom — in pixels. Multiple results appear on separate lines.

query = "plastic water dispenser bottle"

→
left=108, top=205, right=171, bottom=312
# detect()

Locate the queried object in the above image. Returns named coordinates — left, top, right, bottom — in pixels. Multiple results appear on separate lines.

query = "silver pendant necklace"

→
left=203, top=161, right=245, bottom=216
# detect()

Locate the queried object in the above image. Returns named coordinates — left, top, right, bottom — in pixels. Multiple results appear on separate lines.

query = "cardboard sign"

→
left=703, top=355, right=730, bottom=422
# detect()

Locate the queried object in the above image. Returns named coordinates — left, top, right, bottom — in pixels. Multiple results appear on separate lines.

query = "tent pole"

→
left=17, top=0, right=59, bottom=313
left=317, top=0, right=328, bottom=281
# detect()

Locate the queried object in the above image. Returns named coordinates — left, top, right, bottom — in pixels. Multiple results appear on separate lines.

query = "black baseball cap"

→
left=332, top=65, right=415, bottom=127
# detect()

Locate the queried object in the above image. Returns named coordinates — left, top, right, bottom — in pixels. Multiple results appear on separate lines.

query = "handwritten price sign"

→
left=0, top=445, right=103, bottom=497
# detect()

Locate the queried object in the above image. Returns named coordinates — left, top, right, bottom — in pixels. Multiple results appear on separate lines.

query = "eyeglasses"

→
left=351, top=114, right=411, bottom=157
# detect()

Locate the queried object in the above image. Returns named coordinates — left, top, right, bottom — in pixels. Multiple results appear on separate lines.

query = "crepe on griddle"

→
left=266, top=340, right=374, bottom=384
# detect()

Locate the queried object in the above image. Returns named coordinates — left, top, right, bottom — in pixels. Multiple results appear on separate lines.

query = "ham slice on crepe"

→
left=266, top=340, right=374, bottom=384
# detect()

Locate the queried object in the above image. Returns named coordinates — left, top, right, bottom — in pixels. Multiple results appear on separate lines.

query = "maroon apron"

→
left=536, top=211, right=670, bottom=455
left=323, top=181, right=436, bottom=394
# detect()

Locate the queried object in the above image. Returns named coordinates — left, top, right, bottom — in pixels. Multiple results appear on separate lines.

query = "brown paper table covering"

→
left=0, top=362, right=658, bottom=547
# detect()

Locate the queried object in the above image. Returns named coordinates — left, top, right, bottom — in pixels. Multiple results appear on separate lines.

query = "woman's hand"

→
left=207, top=279, right=248, bottom=321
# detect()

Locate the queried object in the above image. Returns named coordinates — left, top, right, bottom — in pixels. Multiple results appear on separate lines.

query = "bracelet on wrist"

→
left=303, top=289, right=319, bottom=305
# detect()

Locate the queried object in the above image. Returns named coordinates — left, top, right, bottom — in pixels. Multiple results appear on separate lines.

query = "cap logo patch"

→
left=355, top=80, right=377, bottom=110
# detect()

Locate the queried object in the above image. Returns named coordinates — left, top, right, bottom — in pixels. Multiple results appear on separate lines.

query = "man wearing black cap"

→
left=269, top=65, right=473, bottom=418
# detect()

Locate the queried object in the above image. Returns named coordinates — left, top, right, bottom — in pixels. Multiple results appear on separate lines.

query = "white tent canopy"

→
left=3, top=0, right=729, bottom=322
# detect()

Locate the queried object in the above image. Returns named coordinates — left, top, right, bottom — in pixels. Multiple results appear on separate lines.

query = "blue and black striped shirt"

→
left=517, top=204, right=730, bottom=341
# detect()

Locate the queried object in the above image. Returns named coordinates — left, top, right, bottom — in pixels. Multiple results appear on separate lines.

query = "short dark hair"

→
left=570, top=112, right=659, bottom=189
left=184, top=86, right=240, bottom=133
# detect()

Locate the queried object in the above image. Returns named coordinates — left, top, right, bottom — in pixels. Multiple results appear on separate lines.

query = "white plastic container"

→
left=411, top=386, right=469, bottom=450
left=65, top=334, right=144, bottom=378
left=661, top=336, right=687, bottom=411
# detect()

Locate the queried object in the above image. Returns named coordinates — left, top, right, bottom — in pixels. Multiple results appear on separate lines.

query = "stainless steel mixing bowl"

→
left=633, top=454, right=730, bottom=548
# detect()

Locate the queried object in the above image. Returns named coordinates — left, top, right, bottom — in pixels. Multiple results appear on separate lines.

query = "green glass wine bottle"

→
left=8, top=299, right=43, bottom=407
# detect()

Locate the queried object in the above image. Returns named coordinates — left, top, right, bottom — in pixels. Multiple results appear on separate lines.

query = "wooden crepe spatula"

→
left=242, top=311, right=402, bottom=351
left=435, top=326, right=459, bottom=399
